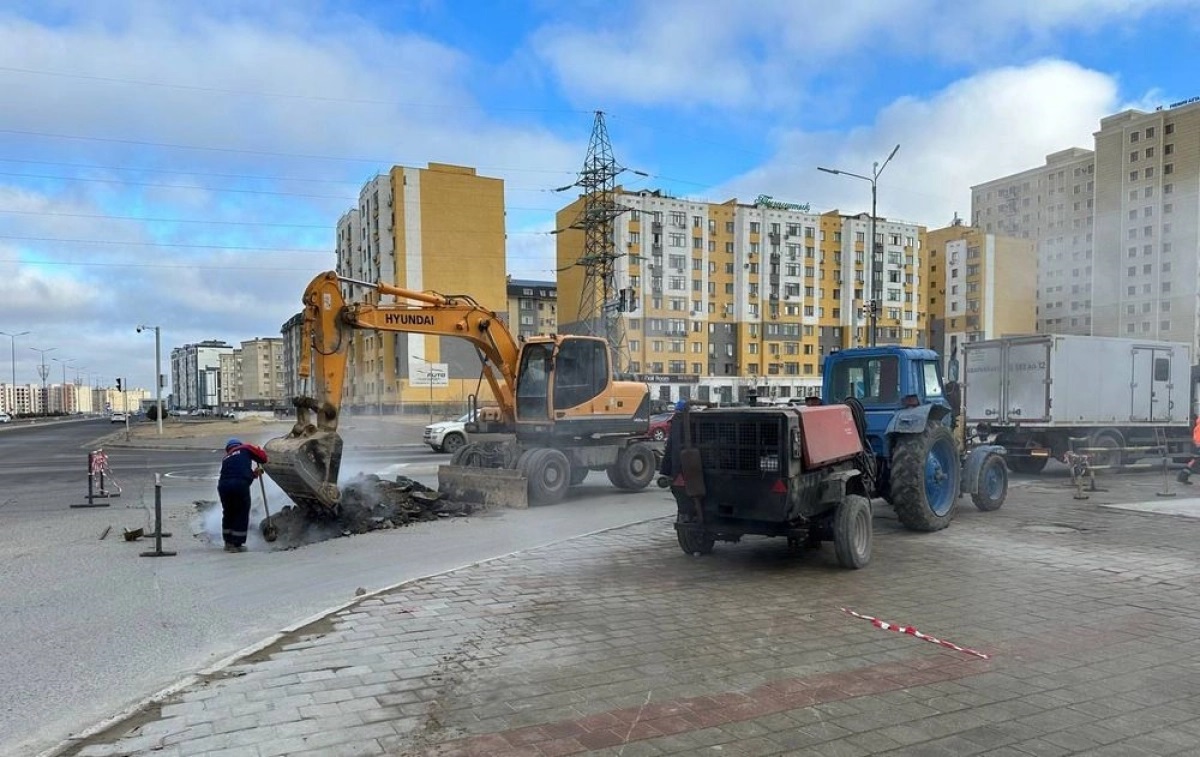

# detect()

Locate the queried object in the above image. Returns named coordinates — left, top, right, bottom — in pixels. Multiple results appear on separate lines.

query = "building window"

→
left=1165, top=163, right=1174, bottom=175
left=1130, top=131, right=1139, bottom=142
left=1165, top=123, right=1174, bottom=135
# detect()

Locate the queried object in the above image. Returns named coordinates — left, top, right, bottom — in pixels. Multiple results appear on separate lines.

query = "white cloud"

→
left=712, top=60, right=1118, bottom=228
left=533, top=0, right=1193, bottom=109
left=0, top=2, right=583, bottom=393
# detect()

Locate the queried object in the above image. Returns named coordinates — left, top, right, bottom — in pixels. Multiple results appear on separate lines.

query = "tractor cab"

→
left=822, top=346, right=952, bottom=459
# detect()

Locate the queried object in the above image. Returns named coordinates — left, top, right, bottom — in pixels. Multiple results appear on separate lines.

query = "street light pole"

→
left=29, top=346, right=55, bottom=416
left=818, top=144, right=900, bottom=347
left=0, top=330, right=29, bottom=414
left=137, top=325, right=164, bottom=435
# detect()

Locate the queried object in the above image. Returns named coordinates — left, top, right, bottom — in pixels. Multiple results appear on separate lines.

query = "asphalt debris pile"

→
left=264, top=474, right=476, bottom=549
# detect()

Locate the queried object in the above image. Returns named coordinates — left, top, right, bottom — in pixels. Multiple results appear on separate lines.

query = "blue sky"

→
left=0, top=0, right=1198, bottom=393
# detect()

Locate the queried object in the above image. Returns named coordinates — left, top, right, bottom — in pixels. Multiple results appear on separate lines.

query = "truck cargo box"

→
left=963, top=334, right=1192, bottom=428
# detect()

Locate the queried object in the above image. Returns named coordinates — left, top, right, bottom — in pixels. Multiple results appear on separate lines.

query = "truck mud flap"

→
left=438, top=465, right=528, bottom=509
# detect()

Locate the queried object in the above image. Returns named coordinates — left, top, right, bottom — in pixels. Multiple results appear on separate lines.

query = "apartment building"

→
left=556, top=190, right=927, bottom=405
left=926, top=222, right=1037, bottom=376
left=170, top=340, right=234, bottom=411
left=239, top=338, right=285, bottom=404
left=506, top=278, right=557, bottom=340
left=972, top=99, right=1200, bottom=346
left=218, top=350, right=242, bottom=408
left=333, top=163, right=506, bottom=413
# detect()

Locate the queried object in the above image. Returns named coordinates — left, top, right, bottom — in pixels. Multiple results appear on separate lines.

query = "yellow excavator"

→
left=263, top=271, right=657, bottom=512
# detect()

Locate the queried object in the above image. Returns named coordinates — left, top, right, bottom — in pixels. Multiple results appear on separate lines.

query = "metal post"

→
left=869, top=180, right=878, bottom=347
left=0, top=330, right=29, bottom=414
left=154, top=327, right=163, bottom=435
left=141, top=474, right=176, bottom=557
left=72, top=451, right=112, bottom=508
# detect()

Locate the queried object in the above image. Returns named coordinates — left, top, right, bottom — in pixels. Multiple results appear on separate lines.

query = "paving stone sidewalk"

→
left=56, top=470, right=1200, bottom=756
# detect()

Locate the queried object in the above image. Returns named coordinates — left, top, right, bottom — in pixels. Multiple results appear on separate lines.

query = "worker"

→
left=218, top=438, right=269, bottom=552
left=1177, top=416, right=1200, bottom=485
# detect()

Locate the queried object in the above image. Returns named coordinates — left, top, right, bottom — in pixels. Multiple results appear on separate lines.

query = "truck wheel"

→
left=569, top=466, right=589, bottom=486
left=1088, top=432, right=1123, bottom=472
left=677, top=526, right=715, bottom=556
left=524, top=448, right=570, bottom=505
left=999, top=437, right=1049, bottom=474
left=890, top=424, right=960, bottom=532
left=440, top=432, right=466, bottom=455
left=971, top=454, right=1007, bottom=511
left=833, top=494, right=872, bottom=569
left=606, top=443, right=657, bottom=490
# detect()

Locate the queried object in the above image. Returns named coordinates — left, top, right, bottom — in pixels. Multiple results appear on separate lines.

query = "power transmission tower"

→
left=562, top=111, right=634, bottom=374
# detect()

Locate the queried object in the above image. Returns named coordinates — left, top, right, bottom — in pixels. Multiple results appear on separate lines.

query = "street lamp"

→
left=0, top=330, right=29, bottom=414
left=29, top=346, right=55, bottom=416
left=819, top=144, right=900, bottom=347
left=52, top=357, right=74, bottom=414
left=137, top=325, right=164, bottom=435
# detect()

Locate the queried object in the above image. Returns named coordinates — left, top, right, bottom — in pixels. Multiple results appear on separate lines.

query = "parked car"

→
left=110, top=412, right=127, bottom=424
left=646, top=412, right=674, bottom=441
left=0, top=412, right=11, bottom=423
left=424, top=412, right=473, bottom=453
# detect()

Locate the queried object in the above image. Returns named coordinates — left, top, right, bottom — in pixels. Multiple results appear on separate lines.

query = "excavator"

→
left=263, top=271, right=657, bottom=512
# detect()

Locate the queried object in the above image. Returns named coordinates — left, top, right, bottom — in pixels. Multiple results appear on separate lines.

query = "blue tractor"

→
left=821, top=346, right=1008, bottom=531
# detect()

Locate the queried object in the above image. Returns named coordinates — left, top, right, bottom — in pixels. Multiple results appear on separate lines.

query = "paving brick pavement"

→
left=52, top=470, right=1200, bottom=756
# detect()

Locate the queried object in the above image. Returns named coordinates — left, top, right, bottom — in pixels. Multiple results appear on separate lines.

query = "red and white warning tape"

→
left=841, top=608, right=990, bottom=660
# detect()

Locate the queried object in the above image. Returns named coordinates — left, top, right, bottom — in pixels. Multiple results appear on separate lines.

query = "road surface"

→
left=0, top=420, right=675, bottom=757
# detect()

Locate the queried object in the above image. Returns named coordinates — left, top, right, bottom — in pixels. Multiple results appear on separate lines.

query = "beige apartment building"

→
left=239, top=338, right=285, bottom=404
left=926, top=222, right=1037, bottom=376
left=332, top=163, right=507, bottom=414
left=556, top=190, right=927, bottom=405
left=972, top=99, right=1200, bottom=346
left=506, top=278, right=557, bottom=340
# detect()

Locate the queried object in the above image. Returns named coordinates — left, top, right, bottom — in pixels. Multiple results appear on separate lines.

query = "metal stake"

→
left=141, top=474, right=176, bottom=557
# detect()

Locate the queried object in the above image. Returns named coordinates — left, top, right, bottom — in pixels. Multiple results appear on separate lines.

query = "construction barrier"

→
left=71, top=449, right=122, bottom=508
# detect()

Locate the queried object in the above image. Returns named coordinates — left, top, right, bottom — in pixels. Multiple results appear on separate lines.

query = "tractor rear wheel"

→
left=890, top=424, right=960, bottom=532
left=606, top=443, right=657, bottom=490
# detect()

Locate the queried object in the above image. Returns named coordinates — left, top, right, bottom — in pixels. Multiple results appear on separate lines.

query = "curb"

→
left=37, top=512, right=672, bottom=757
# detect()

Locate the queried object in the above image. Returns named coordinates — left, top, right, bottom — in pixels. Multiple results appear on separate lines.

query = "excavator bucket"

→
left=263, top=431, right=344, bottom=516
left=437, top=465, right=528, bottom=509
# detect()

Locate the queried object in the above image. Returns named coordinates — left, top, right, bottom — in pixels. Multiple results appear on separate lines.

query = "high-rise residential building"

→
left=556, top=190, right=927, bottom=405
left=218, top=350, right=242, bottom=408
left=170, top=340, right=234, bottom=411
left=926, top=221, right=1037, bottom=376
left=279, top=312, right=305, bottom=404
left=333, top=163, right=506, bottom=414
left=506, top=278, right=557, bottom=341
left=239, top=337, right=285, bottom=404
left=972, top=100, right=1200, bottom=346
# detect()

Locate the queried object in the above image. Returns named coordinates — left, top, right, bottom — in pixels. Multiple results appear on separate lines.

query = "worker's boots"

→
left=1178, top=470, right=1193, bottom=485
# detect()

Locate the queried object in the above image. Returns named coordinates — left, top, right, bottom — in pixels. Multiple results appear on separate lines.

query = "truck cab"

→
left=822, top=346, right=951, bottom=459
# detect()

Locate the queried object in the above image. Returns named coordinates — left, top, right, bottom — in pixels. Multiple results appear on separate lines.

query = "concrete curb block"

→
left=37, top=513, right=671, bottom=757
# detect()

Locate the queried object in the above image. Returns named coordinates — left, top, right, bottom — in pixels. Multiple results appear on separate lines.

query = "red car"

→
left=647, top=412, right=674, bottom=441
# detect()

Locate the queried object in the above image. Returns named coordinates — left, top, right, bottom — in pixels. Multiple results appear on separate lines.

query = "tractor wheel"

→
left=971, top=453, right=1008, bottom=511
left=676, top=525, right=715, bottom=556
left=440, top=432, right=466, bottom=455
left=832, top=494, right=873, bottom=569
left=606, top=443, right=657, bottom=490
left=523, top=448, right=571, bottom=505
left=450, top=443, right=488, bottom=468
left=569, top=465, right=589, bottom=486
left=890, top=424, right=960, bottom=532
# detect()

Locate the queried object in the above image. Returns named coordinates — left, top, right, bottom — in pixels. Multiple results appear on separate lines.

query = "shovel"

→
left=258, top=471, right=279, bottom=542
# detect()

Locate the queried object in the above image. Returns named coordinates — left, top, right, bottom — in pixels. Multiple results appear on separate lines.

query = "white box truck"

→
left=962, top=334, right=1195, bottom=473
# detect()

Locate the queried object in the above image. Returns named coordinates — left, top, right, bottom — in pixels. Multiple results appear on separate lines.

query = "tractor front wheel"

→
left=890, top=424, right=960, bottom=532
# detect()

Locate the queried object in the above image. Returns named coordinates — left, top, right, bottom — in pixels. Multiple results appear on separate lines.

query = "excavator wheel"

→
left=521, top=448, right=571, bottom=505
left=606, top=442, right=657, bottom=491
left=450, top=442, right=489, bottom=468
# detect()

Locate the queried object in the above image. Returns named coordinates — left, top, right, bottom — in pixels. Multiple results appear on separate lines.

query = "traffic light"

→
left=116, top=378, right=122, bottom=391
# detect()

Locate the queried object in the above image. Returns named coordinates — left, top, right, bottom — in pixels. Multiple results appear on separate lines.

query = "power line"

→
left=0, top=65, right=596, bottom=115
left=0, top=128, right=580, bottom=175
left=0, top=257, right=561, bottom=273
left=0, top=208, right=554, bottom=235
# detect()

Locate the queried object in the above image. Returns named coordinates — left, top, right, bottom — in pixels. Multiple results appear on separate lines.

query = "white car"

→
left=0, top=412, right=10, bottom=423
left=110, top=412, right=127, bottom=424
left=423, top=413, right=473, bottom=454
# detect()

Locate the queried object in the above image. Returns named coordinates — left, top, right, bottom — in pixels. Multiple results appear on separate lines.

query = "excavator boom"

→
left=263, top=271, right=521, bottom=514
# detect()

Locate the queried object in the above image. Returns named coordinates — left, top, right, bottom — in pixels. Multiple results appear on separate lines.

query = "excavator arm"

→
left=265, top=271, right=523, bottom=514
